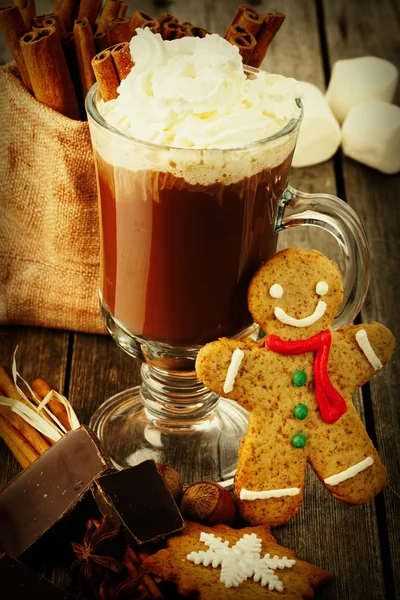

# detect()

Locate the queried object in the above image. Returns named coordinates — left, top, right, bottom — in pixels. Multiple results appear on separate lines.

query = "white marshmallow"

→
left=292, top=81, right=341, bottom=167
left=326, top=56, right=398, bottom=124
left=342, top=99, right=400, bottom=174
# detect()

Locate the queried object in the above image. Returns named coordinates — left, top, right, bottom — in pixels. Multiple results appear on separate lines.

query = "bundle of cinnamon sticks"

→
left=225, top=4, right=285, bottom=67
left=0, top=364, right=79, bottom=469
left=0, top=2, right=285, bottom=118
left=91, top=3, right=285, bottom=102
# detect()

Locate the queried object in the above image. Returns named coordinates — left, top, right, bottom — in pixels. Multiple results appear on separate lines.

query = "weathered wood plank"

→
left=209, top=2, right=386, bottom=599
left=0, top=326, right=69, bottom=486
left=323, top=1, right=400, bottom=597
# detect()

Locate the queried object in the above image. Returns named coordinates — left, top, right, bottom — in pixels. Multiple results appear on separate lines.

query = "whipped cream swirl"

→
left=100, top=29, right=301, bottom=149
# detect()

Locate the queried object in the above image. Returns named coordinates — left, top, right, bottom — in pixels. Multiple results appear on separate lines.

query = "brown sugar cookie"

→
left=143, top=520, right=330, bottom=599
left=196, top=248, right=395, bottom=526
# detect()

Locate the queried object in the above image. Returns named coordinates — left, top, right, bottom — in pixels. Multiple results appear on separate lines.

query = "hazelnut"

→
left=180, top=481, right=236, bottom=526
left=156, top=464, right=183, bottom=502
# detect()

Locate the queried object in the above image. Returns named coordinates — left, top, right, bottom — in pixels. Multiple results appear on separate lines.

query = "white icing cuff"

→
left=274, top=300, right=327, bottom=327
left=223, top=348, right=244, bottom=393
left=240, top=487, right=300, bottom=500
left=355, top=329, right=383, bottom=370
left=324, top=456, right=374, bottom=486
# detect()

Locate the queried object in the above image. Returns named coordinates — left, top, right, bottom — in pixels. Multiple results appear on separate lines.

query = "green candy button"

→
left=292, top=433, right=307, bottom=448
left=293, top=403, right=308, bottom=420
left=292, top=370, right=307, bottom=387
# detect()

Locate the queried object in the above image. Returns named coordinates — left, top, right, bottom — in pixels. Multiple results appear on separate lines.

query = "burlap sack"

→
left=0, top=64, right=105, bottom=333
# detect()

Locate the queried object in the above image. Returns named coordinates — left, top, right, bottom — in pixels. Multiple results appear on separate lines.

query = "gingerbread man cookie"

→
left=196, top=248, right=395, bottom=526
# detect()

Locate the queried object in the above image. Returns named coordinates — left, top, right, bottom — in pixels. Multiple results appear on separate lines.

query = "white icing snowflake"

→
left=187, top=532, right=296, bottom=591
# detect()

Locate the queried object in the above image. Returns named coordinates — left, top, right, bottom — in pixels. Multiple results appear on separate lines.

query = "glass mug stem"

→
left=140, top=364, right=219, bottom=425
left=275, top=185, right=370, bottom=329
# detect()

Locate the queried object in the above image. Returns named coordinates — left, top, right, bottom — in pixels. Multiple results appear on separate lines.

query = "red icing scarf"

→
left=265, top=329, right=347, bottom=424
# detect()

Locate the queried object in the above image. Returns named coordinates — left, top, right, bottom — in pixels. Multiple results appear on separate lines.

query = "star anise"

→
left=99, top=571, right=144, bottom=600
left=71, top=517, right=125, bottom=600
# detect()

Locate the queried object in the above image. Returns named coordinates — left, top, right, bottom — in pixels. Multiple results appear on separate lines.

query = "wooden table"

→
left=1, top=0, right=399, bottom=598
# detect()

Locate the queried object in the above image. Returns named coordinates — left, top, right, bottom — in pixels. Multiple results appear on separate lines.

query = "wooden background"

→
left=1, top=0, right=399, bottom=598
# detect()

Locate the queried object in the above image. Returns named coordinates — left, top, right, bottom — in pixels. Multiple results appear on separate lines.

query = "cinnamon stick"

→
left=94, top=30, right=108, bottom=52
left=97, top=0, right=123, bottom=33
left=228, top=4, right=263, bottom=37
left=0, top=404, right=51, bottom=454
left=54, top=0, right=80, bottom=32
left=0, top=413, right=39, bottom=467
left=33, top=17, right=60, bottom=39
left=173, top=24, right=189, bottom=39
left=107, top=16, right=131, bottom=45
left=0, top=365, right=24, bottom=401
left=117, top=2, right=127, bottom=18
left=92, top=49, right=120, bottom=101
left=225, top=24, right=248, bottom=41
left=125, top=546, right=163, bottom=599
left=161, top=20, right=179, bottom=40
left=158, top=13, right=178, bottom=27
left=90, top=519, right=163, bottom=600
left=33, top=12, right=55, bottom=24
left=0, top=366, right=51, bottom=455
left=190, top=26, right=210, bottom=38
left=31, top=378, right=71, bottom=432
left=74, top=17, right=97, bottom=98
left=110, top=42, right=133, bottom=81
left=78, top=0, right=102, bottom=26
left=228, top=32, right=257, bottom=64
left=140, top=19, right=160, bottom=35
left=13, top=0, right=35, bottom=30
left=20, top=27, right=81, bottom=118
left=123, top=548, right=150, bottom=599
left=0, top=5, right=32, bottom=91
left=34, top=13, right=67, bottom=38
left=249, top=12, right=285, bottom=68
left=129, top=10, right=153, bottom=34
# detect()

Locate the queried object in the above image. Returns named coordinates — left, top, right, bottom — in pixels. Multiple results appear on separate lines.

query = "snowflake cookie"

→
left=196, top=248, right=395, bottom=527
left=143, top=521, right=331, bottom=599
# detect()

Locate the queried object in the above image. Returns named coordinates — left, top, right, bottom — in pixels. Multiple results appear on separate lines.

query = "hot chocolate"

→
left=96, top=149, right=293, bottom=346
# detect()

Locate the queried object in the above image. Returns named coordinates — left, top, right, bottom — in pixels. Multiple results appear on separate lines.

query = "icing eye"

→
left=269, top=283, right=284, bottom=299
left=316, top=281, right=329, bottom=296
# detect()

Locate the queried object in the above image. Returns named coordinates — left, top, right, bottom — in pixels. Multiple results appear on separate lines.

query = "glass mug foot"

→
left=89, top=386, right=248, bottom=486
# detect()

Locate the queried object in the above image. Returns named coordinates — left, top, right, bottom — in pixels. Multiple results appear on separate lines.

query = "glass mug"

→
left=86, top=67, right=369, bottom=483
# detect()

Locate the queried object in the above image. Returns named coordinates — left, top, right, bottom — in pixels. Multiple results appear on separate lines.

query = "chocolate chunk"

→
left=0, top=426, right=113, bottom=557
left=0, top=553, right=74, bottom=599
left=94, top=459, right=184, bottom=545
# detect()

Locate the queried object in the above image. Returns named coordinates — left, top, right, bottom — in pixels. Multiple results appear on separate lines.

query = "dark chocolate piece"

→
left=0, top=426, right=113, bottom=557
left=0, top=553, right=74, bottom=599
left=94, top=459, right=184, bottom=545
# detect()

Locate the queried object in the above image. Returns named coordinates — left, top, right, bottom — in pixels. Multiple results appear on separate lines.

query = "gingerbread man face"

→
left=196, top=248, right=395, bottom=527
left=248, top=249, right=343, bottom=340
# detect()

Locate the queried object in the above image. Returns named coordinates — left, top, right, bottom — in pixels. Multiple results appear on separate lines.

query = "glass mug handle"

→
left=274, top=185, right=370, bottom=329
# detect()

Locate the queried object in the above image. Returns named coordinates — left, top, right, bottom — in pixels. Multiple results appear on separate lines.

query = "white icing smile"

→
left=274, top=300, right=327, bottom=328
